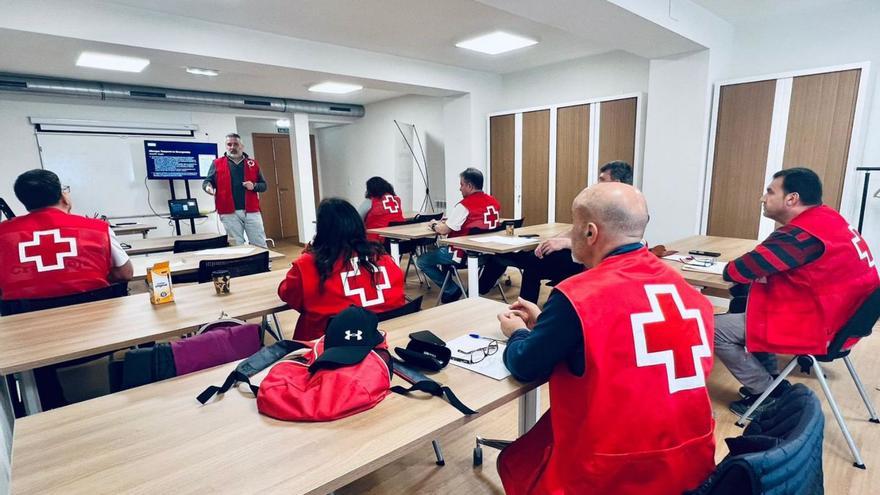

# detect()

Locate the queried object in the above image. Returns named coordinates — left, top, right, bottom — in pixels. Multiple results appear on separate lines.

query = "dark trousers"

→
left=480, top=249, right=584, bottom=303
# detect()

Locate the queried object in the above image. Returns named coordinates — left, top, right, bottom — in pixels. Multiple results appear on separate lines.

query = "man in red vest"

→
left=416, top=167, right=501, bottom=303
left=0, top=169, right=133, bottom=301
left=716, top=167, right=879, bottom=416
left=202, top=133, right=268, bottom=247
left=496, top=183, right=716, bottom=495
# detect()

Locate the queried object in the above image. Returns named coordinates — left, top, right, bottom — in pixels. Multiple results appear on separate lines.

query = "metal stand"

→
left=168, top=179, right=198, bottom=235
left=856, top=166, right=879, bottom=233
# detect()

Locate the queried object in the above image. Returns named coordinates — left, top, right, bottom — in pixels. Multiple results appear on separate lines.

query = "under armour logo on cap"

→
left=310, top=306, right=384, bottom=371
left=344, top=330, right=363, bottom=341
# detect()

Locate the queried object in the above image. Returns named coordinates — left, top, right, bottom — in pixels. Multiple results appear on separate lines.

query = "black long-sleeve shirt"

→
left=502, top=242, right=644, bottom=383
left=202, top=154, right=268, bottom=210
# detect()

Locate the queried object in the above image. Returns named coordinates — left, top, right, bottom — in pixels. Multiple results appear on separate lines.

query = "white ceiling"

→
left=0, top=29, right=460, bottom=105
left=104, top=0, right=614, bottom=75
left=692, top=0, right=864, bottom=25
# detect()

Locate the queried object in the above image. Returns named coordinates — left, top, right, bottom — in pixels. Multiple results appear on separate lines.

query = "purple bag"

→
left=171, top=323, right=262, bottom=376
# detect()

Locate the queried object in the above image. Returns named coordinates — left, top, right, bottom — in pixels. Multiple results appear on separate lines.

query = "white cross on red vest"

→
left=631, top=285, right=710, bottom=394
left=18, top=229, right=78, bottom=272
left=340, top=257, right=391, bottom=307
left=849, top=226, right=876, bottom=268
left=483, top=205, right=499, bottom=229
left=382, top=195, right=400, bottom=214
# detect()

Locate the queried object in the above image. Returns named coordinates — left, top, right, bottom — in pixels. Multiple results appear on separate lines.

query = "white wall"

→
left=0, top=95, right=299, bottom=238
left=235, top=117, right=282, bottom=158
left=640, top=50, right=714, bottom=245
left=721, top=0, right=880, bottom=253
left=316, top=95, right=446, bottom=211
left=498, top=51, right=650, bottom=111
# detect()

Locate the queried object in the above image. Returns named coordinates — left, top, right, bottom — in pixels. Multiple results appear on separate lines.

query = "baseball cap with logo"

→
left=309, top=306, right=384, bottom=372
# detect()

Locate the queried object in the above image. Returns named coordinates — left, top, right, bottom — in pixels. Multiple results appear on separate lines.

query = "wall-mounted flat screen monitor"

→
left=145, top=140, right=218, bottom=180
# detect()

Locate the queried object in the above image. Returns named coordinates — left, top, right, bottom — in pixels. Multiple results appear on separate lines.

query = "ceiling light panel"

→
left=76, top=52, right=150, bottom=73
left=308, top=82, right=363, bottom=94
left=455, top=31, right=538, bottom=55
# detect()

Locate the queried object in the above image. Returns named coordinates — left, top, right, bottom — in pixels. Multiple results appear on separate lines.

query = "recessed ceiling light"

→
left=276, top=119, right=291, bottom=128
left=308, top=82, right=363, bottom=94
left=455, top=31, right=538, bottom=55
left=76, top=52, right=150, bottom=73
left=186, top=67, right=219, bottom=77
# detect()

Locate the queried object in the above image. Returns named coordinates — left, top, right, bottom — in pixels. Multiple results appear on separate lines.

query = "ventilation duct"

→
left=0, top=73, right=365, bottom=118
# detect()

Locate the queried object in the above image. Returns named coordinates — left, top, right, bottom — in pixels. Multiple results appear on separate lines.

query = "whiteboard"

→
left=36, top=133, right=199, bottom=219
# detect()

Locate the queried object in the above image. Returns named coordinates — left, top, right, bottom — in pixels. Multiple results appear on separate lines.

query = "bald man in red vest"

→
left=495, top=183, right=716, bottom=495
left=716, top=167, right=879, bottom=417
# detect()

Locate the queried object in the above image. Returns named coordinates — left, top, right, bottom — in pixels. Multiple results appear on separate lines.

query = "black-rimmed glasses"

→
left=61, top=185, right=71, bottom=193
left=450, top=340, right=499, bottom=364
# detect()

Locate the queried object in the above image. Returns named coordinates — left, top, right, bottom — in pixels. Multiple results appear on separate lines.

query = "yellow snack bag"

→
left=146, top=261, right=175, bottom=305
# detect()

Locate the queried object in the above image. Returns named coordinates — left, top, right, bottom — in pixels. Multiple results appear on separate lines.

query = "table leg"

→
left=390, top=241, right=401, bottom=266
left=518, top=387, right=540, bottom=435
left=17, top=371, right=42, bottom=415
left=467, top=253, right=479, bottom=299
left=141, top=230, right=148, bottom=239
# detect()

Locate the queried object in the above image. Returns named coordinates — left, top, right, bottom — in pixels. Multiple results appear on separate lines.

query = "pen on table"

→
left=469, top=333, right=507, bottom=343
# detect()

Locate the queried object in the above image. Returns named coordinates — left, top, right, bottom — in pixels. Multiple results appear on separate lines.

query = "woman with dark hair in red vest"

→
left=278, top=198, right=406, bottom=341
left=358, top=176, right=405, bottom=243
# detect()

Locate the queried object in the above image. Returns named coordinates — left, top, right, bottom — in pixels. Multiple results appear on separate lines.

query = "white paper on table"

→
left=196, top=247, right=257, bottom=256
left=663, top=254, right=690, bottom=262
left=446, top=334, right=511, bottom=380
left=470, top=235, right=536, bottom=246
left=680, top=263, right=726, bottom=275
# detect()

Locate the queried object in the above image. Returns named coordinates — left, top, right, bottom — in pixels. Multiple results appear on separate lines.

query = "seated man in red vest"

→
left=716, top=167, right=879, bottom=416
left=496, top=182, right=716, bottom=495
left=0, top=169, right=133, bottom=302
left=358, top=176, right=405, bottom=243
left=278, top=198, right=405, bottom=341
left=416, top=167, right=502, bottom=303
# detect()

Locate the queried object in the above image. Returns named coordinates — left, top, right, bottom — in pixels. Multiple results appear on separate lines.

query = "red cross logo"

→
left=382, top=195, right=400, bottom=214
left=18, top=229, right=78, bottom=272
left=483, top=205, right=499, bottom=229
left=849, top=226, right=875, bottom=268
left=340, top=257, right=391, bottom=307
left=631, top=285, right=710, bottom=393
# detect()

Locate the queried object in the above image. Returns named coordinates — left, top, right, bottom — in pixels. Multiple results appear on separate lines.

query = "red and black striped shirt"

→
left=723, top=225, right=825, bottom=283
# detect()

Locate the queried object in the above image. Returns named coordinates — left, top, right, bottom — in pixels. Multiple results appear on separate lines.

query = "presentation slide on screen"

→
left=145, top=141, right=218, bottom=180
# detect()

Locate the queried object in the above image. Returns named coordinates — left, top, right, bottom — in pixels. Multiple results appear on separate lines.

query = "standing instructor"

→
left=203, top=133, right=268, bottom=247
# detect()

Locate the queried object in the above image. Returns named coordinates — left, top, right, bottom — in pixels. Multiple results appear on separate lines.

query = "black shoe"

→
left=730, top=380, right=791, bottom=418
left=738, top=374, right=780, bottom=399
left=440, top=289, right=462, bottom=304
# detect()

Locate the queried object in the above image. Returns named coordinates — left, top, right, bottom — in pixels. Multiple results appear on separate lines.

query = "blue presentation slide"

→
left=144, top=140, right=218, bottom=180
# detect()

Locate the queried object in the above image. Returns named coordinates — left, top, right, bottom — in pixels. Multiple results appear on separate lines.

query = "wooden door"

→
left=252, top=133, right=298, bottom=241
left=555, top=104, right=590, bottom=223
left=598, top=97, right=637, bottom=171
left=783, top=69, right=860, bottom=210
left=521, top=110, right=550, bottom=226
left=490, top=114, right=515, bottom=218
left=706, top=80, right=777, bottom=239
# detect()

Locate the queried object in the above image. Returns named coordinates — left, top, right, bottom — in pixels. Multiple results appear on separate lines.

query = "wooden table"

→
left=663, top=235, right=759, bottom=290
left=0, top=271, right=289, bottom=414
left=123, top=233, right=223, bottom=255
left=367, top=222, right=437, bottom=265
left=111, top=223, right=157, bottom=238
left=440, top=223, right=572, bottom=299
left=10, top=298, right=540, bottom=495
left=130, top=246, right=285, bottom=281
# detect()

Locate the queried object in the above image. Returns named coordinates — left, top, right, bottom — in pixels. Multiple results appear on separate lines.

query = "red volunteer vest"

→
left=447, top=191, right=501, bottom=262
left=364, top=194, right=405, bottom=242
left=746, top=205, right=879, bottom=355
left=0, top=208, right=111, bottom=301
left=283, top=252, right=405, bottom=340
left=213, top=155, right=262, bottom=214
left=513, top=248, right=716, bottom=495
